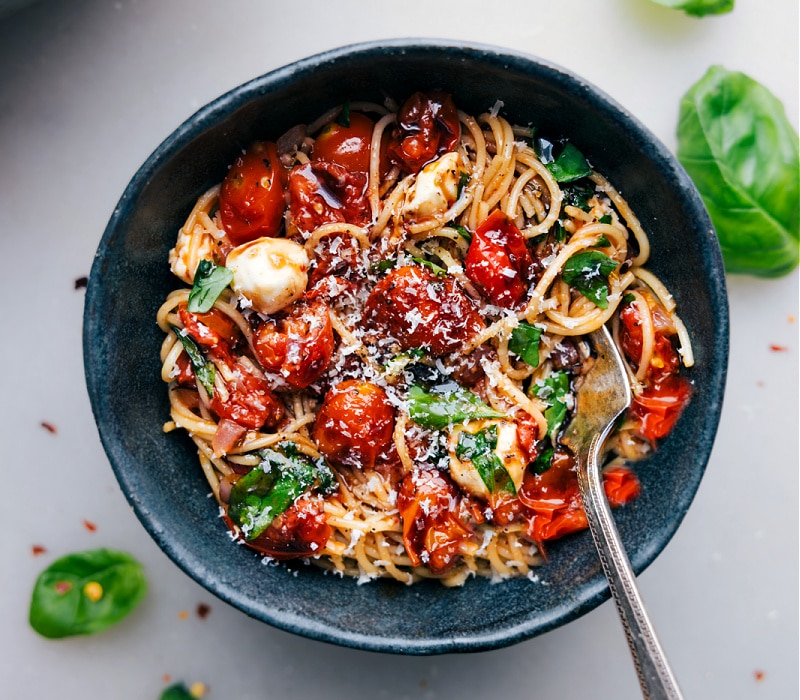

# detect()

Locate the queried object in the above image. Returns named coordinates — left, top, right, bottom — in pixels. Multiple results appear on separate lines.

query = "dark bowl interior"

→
left=84, top=40, right=728, bottom=654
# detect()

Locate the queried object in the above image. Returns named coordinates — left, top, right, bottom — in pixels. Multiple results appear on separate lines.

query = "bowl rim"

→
left=84, top=38, right=729, bottom=654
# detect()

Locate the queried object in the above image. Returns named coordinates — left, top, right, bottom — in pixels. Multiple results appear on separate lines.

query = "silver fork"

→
left=561, top=325, right=684, bottom=700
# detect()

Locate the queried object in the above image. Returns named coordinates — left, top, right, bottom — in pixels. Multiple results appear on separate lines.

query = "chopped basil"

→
left=545, top=142, right=592, bottom=183
left=187, top=259, right=233, bottom=314
left=534, top=371, right=571, bottom=441
left=562, top=180, right=596, bottom=212
left=171, top=325, right=215, bottom=396
left=29, top=549, right=147, bottom=639
left=509, top=322, right=543, bottom=368
left=562, top=251, right=618, bottom=309
left=456, top=424, right=516, bottom=494
left=553, top=221, right=567, bottom=243
left=598, top=214, right=612, bottom=225
left=370, top=258, right=396, bottom=273
left=408, top=383, right=505, bottom=431
left=456, top=171, right=470, bottom=199
left=623, top=292, right=637, bottom=304
left=531, top=446, right=555, bottom=475
left=593, top=234, right=611, bottom=247
left=228, top=443, right=335, bottom=542
left=335, top=100, right=351, bottom=128
left=452, top=224, right=472, bottom=243
left=411, top=256, right=447, bottom=276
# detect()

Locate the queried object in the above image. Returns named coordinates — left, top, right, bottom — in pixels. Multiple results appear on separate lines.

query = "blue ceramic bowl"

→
left=84, top=40, right=728, bottom=654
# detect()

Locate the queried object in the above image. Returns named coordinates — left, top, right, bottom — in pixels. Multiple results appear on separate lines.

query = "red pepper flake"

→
left=32, top=545, right=47, bottom=556
left=196, top=603, right=211, bottom=619
left=74, top=276, right=89, bottom=290
left=40, top=421, right=57, bottom=434
left=769, top=345, right=789, bottom=352
left=83, top=519, right=97, bottom=532
left=754, top=669, right=765, bottom=681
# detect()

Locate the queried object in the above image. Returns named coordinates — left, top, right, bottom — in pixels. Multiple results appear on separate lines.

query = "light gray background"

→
left=1, top=1, right=797, bottom=698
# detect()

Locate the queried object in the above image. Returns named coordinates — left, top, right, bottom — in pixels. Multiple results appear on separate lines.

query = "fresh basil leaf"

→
left=509, top=322, right=542, bottom=368
left=593, top=234, right=611, bottom=247
left=228, top=444, right=330, bottom=541
left=545, top=142, right=592, bottom=183
left=562, top=180, right=596, bottom=212
left=623, top=292, right=637, bottom=304
left=677, top=65, right=799, bottom=277
left=452, top=224, right=472, bottom=243
left=29, top=549, right=147, bottom=639
left=598, top=214, right=612, bottom=225
left=534, top=372, right=571, bottom=441
left=171, top=326, right=215, bottom=397
left=457, top=171, right=470, bottom=199
left=408, top=383, right=505, bottom=431
left=370, top=258, right=395, bottom=273
left=562, top=251, right=618, bottom=309
left=411, top=256, right=447, bottom=276
left=187, top=260, right=233, bottom=313
left=532, top=446, right=554, bottom=475
left=336, top=100, right=351, bottom=128
left=553, top=221, right=567, bottom=243
left=456, top=425, right=516, bottom=494
left=650, top=0, right=733, bottom=17
left=160, top=684, right=194, bottom=700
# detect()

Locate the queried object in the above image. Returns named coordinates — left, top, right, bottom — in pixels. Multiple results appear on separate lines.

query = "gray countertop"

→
left=1, top=1, right=797, bottom=698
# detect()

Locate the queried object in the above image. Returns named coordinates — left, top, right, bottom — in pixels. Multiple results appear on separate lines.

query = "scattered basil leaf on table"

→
left=29, top=548, right=147, bottom=639
left=171, top=326, right=215, bottom=397
left=408, top=383, right=505, bottom=430
left=649, top=0, right=734, bottom=17
left=456, top=424, right=517, bottom=494
left=187, top=260, right=233, bottom=313
left=509, top=321, right=543, bottom=368
left=545, top=142, right=593, bottom=183
left=677, top=65, right=799, bottom=277
left=562, top=251, right=618, bottom=308
left=160, top=683, right=195, bottom=700
left=228, top=443, right=335, bottom=541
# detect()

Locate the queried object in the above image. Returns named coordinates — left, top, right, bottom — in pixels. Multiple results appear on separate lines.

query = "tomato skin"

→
left=209, top=358, right=284, bottom=430
left=603, top=465, right=641, bottom=507
left=362, top=265, right=484, bottom=355
left=465, top=210, right=536, bottom=309
left=313, top=380, right=395, bottom=470
left=178, top=305, right=242, bottom=354
left=288, top=161, right=370, bottom=233
left=219, top=141, right=287, bottom=245
left=253, top=299, right=335, bottom=389
left=619, top=300, right=682, bottom=382
left=387, top=92, right=461, bottom=173
left=312, top=112, right=375, bottom=173
left=397, top=467, right=472, bottom=574
left=630, top=374, right=692, bottom=442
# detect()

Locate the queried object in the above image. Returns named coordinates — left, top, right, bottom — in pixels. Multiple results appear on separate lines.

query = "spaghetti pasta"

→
left=158, top=92, right=694, bottom=586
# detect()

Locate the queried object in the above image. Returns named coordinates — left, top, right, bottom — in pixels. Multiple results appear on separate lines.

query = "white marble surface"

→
left=1, top=1, right=797, bottom=698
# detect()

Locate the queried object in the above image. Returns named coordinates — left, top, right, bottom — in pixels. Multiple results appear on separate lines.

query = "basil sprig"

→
left=456, top=424, right=516, bottom=495
left=407, top=383, right=505, bottom=431
left=228, top=443, right=335, bottom=542
left=29, top=549, right=147, bottom=639
left=171, top=326, right=215, bottom=397
left=562, top=251, right=618, bottom=309
left=534, top=371, right=571, bottom=442
left=187, top=259, right=233, bottom=313
left=509, top=322, right=543, bottom=368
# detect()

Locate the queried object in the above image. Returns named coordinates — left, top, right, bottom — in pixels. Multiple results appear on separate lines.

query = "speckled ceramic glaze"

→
left=83, top=40, right=728, bottom=654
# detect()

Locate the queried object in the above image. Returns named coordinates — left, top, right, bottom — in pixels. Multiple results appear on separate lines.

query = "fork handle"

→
left=578, top=433, right=684, bottom=700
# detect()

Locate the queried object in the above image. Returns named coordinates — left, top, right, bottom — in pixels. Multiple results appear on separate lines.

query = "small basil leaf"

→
left=456, top=171, right=470, bottom=199
left=452, top=224, right=472, bottom=243
left=509, top=322, right=543, bottom=368
left=598, top=214, right=612, bottom=225
left=456, top=425, right=515, bottom=494
left=532, top=446, right=555, bottom=475
left=171, top=326, right=215, bottom=397
left=545, top=142, right=592, bottom=183
left=370, top=258, right=395, bottom=273
left=160, top=684, right=194, bottom=700
left=562, top=251, right=618, bottom=309
left=408, top=383, right=505, bottom=431
left=187, top=260, right=233, bottom=314
left=593, top=234, right=611, bottom=247
left=410, top=256, right=447, bottom=276
left=677, top=65, right=799, bottom=277
left=623, top=292, right=637, bottom=304
left=29, top=549, right=147, bottom=639
left=650, top=0, right=733, bottom=17
left=534, top=372, right=571, bottom=441
left=562, top=180, right=596, bottom=212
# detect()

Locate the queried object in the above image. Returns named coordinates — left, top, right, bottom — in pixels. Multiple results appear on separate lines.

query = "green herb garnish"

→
left=335, top=100, right=351, bottom=128
left=593, top=234, right=611, bottom=247
left=598, top=214, right=612, bottom=225
left=509, top=322, right=543, bottom=368
left=534, top=371, right=571, bottom=441
left=457, top=171, right=470, bottom=199
left=171, top=325, right=215, bottom=397
left=545, top=142, right=592, bottom=183
left=456, top=424, right=516, bottom=494
left=531, top=446, right=555, bottom=475
left=452, top=224, right=472, bottom=243
left=187, top=259, right=233, bottom=314
left=562, top=180, right=596, bottom=212
left=370, top=258, right=396, bottom=273
left=562, top=251, right=618, bottom=309
left=411, top=256, right=448, bottom=276
left=408, top=383, right=505, bottom=431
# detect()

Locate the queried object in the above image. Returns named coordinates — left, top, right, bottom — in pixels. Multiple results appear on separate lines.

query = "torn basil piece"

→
left=545, top=142, right=592, bottom=183
left=509, top=322, right=543, bottom=368
left=456, top=424, right=516, bottom=495
left=531, top=446, right=555, bottom=475
left=187, top=259, right=233, bottom=313
left=411, top=256, right=448, bottom=276
left=562, top=250, right=618, bottom=309
left=534, top=371, right=571, bottom=442
left=408, top=383, right=505, bottom=431
left=227, top=443, right=334, bottom=542
left=171, top=325, right=215, bottom=397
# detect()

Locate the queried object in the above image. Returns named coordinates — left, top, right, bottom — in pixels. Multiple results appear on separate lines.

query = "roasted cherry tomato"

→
left=253, top=298, right=335, bottom=389
left=619, top=299, right=681, bottom=382
left=173, top=352, right=196, bottom=388
left=288, top=161, right=370, bottom=233
left=362, top=265, right=484, bottom=355
left=313, top=380, right=395, bottom=469
left=209, top=357, right=284, bottom=430
left=465, top=210, right=536, bottom=309
left=307, top=234, right=361, bottom=288
left=219, top=141, right=288, bottom=245
left=602, top=465, right=641, bottom=507
left=630, top=374, right=692, bottom=442
left=387, top=92, right=460, bottom=173
left=312, top=112, right=376, bottom=173
left=397, top=467, right=472, bottom=574
left=243, top=498, right=332, bottom=560
left=178, top=305, right=242, bottom=356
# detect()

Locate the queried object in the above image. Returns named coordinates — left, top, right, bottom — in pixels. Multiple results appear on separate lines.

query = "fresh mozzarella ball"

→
left=169, top=227, right=216, bottom=285
left=448, top=419, right=527, bottom=499
left=226, top=237, right=309, bottom=315
left=403, top=151, right=464, bottom=221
